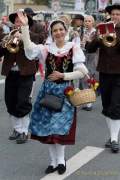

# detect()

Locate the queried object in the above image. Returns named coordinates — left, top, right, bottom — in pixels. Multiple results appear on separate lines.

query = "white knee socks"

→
left=106, top=117, right=111, bottom=131
left=9, top=114, right=30, bottom=135
left=56, top=144, right=65, bottom=165
left=106, top=117, right=120, bottom=142
left=48, top=144, right=65, bottom=167
left=10, top=115, right=22, bottom=133
left=48, top=144, right=57, bottom=168
left=21, top=115, right=30, bottom=135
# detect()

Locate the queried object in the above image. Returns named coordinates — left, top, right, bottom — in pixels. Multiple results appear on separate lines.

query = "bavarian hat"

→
left=105, top=3, right=120, bottom=14
left=74, top=14, right=84, bottom=21
left=9, top=9, right=33, bottom=27
left=24, top=7, right=37, bottom=16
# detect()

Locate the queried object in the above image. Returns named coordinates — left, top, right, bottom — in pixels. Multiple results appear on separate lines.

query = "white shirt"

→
left=21, top=25, right=88, bottom=80
left=21, top=26, right=85, bottom=64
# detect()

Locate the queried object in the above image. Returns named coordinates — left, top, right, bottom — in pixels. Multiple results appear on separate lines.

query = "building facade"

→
left=0, top=0, right=14, bottom=17
left=0, top=0, right=113, bottom=19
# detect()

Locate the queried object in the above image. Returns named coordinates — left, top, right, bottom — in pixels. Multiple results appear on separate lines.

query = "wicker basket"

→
left=69, top=88, right=96, bottom=107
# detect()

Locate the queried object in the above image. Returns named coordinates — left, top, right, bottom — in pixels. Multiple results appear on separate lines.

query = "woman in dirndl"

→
left=18, top=12, right=89, bottom=175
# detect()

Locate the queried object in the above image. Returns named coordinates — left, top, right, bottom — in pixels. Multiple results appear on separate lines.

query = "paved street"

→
left=0, top=76, right=120, bottom=180
left=0, top=63, right=4, bottom=81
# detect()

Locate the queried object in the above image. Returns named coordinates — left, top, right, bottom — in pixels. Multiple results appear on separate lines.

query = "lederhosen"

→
left=5, top=71, right=33, bottom=118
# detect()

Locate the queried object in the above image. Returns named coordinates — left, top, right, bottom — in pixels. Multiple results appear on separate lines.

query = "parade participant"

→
left=81, top=15, right=97, bottom=111
left=71, top=14, right=85, bottom=41
left=0, top=10, right=39, bottom=144
left=18, top=12, right=89, bottom=174
left=59, top=14, right=81, bottom=45
left=1, top=16, right=10, bottom=34
left=104, top=12, right=111, bottom=22
left=85, top=3, right=120, bottom=153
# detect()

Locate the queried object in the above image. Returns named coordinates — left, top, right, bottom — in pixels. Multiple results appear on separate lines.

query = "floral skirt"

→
left=31, top=111, right=76, bottom=145
left=29, top=80, right=76, bottom=144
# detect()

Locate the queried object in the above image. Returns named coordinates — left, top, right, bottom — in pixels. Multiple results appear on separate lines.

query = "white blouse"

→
left=21, top=26, right=88, bottom=80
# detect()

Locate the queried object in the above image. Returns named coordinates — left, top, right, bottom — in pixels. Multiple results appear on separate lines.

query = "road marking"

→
left=40, top=146, right=104, bottom=180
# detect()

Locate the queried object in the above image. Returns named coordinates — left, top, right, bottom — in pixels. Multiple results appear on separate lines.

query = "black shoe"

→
left=111, top=141, right=119, bottom=153
left=9, top=130, right=21, bottom=140
left=16, top=133, right=28, bottom=144
left=105, top=138, right=111, bottom=148
left=57, top=163, right=66, bottom=175
left=82, top=106, right=92, bottom=111
left=45, top=165, right=57, bottom=174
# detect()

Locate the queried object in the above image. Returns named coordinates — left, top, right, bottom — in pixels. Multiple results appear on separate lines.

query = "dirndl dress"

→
left=29, top=48, right=77, bottom=145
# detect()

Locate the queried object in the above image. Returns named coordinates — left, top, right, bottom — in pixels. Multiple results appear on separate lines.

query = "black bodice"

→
left=45, top=48, right=73, bottom=80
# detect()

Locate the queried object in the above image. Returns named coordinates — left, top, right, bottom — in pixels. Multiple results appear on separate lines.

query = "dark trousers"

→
left=99, top=72, right=120, bottom=119
left=5, top=71, right=33, bottom=118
